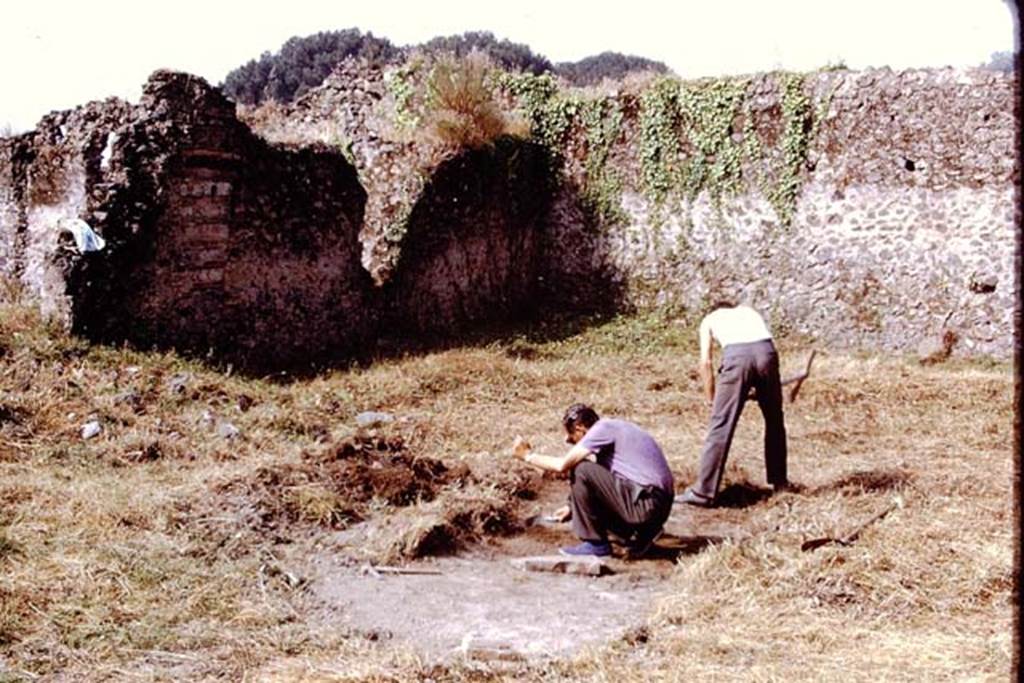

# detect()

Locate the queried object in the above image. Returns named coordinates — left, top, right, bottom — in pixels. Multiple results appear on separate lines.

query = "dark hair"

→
left=706, top=299, right=736, bottom=315
left=562, top=403, right=599, bottom=431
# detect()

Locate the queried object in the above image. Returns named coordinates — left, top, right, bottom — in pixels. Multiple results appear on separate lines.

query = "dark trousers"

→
left=691, top=339, right=788, bottom=501
left=569, top=461, right=672, bottom=543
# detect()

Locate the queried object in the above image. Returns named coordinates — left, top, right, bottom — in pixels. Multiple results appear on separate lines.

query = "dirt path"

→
left=307, top=480, right=757, bottom=663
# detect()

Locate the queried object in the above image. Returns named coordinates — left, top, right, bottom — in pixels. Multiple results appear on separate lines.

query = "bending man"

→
left=512, top=404, right=674, bottom=558
left=676, top=302, right=789, bottom=507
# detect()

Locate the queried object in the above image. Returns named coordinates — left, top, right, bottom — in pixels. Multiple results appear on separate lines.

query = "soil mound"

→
left=817, top=468, right=915, bottom=495
left=214, top=429, right=472, bottom=532
left=189, top=428, right=542, bottom=561
left=311, top=430, right=471, bottom=508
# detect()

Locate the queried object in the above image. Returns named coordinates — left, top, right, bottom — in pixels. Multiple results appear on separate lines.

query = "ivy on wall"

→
left=762, top=72, right=813, bottom=226
left=580, top=97, right=626, bottom=225
left=496, top=72, right=628, bottom=227
left=496, top=70, right=828, bottom=229
left=495, top=72, right=578, bottom=150
left=677, top=79, right=748, bottom=203
left=382, top=65, right=830, bottom=235
left=638, top=78, right=682, bottom=203
left=385, top=59, right=423, bottom=129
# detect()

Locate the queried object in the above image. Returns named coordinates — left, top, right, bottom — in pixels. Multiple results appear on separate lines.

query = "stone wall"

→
left=1, top=72, right=375, bottom=369
left=237, top=58, right=556, bottom=342
left=0, top=68, right=554, bottom=368
left=539, top=67, right=1018, bottom=357
left=1, top=64, right=1017, bottom=366
left=381, top=139, right=550, bottom=337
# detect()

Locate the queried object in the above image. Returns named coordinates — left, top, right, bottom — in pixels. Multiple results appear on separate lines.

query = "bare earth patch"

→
left=298, top=475, right=755, bottom=664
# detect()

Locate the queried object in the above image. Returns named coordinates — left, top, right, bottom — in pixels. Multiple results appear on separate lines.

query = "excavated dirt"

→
left=207, top=429, right=476, bottom=532
left=187, top=428, right=540, bottom=560
left=193, top=428, right=764, bottom=663
left=309, top=431, right=471, bottom=508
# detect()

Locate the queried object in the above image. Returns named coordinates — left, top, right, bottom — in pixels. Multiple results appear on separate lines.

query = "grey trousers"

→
left=691, top=339, right=788, bottom=501
left=569, top=461, right=672, bottom=543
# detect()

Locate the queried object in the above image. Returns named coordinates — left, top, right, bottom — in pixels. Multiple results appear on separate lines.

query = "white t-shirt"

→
left=699, top=305, right=772, bottom=360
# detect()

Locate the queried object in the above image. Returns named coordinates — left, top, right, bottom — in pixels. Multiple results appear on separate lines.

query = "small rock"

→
left=81, top=420, right=102, bottom=440
left=510, top=555, right=612, bottom=577
left=113, top=390, right=144, bottom=413
left=355, top=411, right=395, bottom=428
left=166, top=373, right=190, bottom=395
left=968, top=273, right=997, bottom=294
left=217, top=421, right=240, bottom=439
left=458, top=636, right=525, bottom=663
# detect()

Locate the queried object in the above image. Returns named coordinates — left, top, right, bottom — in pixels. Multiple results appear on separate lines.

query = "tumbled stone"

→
left=510, top=555, right=612, bottom=577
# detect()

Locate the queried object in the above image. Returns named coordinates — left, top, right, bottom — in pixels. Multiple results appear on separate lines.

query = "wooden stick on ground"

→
left=801, top=499, right=900, bottom=552
left=362, top=565, right=444, bottom=576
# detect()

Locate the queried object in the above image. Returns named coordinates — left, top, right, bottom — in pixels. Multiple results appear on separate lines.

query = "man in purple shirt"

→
left=512, top=403, right=674, bottom=558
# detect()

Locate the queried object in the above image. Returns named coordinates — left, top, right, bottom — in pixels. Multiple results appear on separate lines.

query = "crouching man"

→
left=511, top=403, right=674, bottom=558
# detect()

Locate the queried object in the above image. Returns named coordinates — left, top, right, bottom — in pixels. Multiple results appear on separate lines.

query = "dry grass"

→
left=0, top=294, right=1015, bottom=681
left=423, top=51, right=525, bottom=151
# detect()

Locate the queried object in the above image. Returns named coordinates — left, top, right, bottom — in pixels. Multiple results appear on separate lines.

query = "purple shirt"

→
left=578, top=418, right=674, bottom=493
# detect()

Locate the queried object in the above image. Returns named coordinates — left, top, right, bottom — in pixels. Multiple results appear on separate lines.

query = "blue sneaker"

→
left=559, top=540, right=612, bottom=557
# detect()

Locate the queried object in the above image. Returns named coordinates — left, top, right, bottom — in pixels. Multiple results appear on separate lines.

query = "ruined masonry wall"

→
left=0, top=73, right=375, bottom=369
left=544, top=67, right=1017, bottom=357
left=0, top=66, right=1018, bottom=365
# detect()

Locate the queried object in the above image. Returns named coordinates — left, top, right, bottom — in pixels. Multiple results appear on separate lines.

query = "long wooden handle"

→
left=746, top=350, right=816, bottom=402
left=786, top=350, right=817, bottom=403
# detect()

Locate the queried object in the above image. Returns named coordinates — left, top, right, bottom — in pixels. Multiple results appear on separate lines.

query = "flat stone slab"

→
left=510, top=555, right=612, bottom=576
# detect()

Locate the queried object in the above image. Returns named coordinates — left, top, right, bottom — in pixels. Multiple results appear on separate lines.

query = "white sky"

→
left=0, top=0, right=1017, bottom=133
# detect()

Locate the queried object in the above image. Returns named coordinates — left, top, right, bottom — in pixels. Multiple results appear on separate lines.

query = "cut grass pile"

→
left=0, top=296, right=1015, bottom=681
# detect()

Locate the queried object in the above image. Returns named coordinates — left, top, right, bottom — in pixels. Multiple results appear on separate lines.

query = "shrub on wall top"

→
left=423, top=52, right=526, bottom=151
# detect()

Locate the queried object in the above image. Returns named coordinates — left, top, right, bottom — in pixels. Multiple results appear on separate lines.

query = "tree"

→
left=555, top=51, right=670, bottom=86
left=980, top=50, right=1017, bottom=72
left=221, top=29, right=399, bottom=104
left=419, top=31, right=553, bottom=75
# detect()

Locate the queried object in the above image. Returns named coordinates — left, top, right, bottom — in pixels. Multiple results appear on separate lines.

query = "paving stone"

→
left=510, top=555, right=612, bottom=577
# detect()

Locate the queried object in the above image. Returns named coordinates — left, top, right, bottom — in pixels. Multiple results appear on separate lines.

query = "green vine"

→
left=496, top=72, right=577, bottom=150
left=499, top=73, right=627, bottom=228
left=632, top=71, right=827, bottom=225
left=677, top=79, right=748, bottom=204
left=638, top=77, right=682, bottom=202
left=385, top=60, right=422, bottom=129
left=580, top=98, right=626, bottom=225
left=495, top=70, right=831, bottom=230
left=763, top=72, right=813, bottom=226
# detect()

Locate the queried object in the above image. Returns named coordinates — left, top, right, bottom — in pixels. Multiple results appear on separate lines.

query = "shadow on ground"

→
left=713, top=482, right=776, bottom=508
left=641, top=533, right=728, bottom=561
left=811, top=468, right=915, bottom=495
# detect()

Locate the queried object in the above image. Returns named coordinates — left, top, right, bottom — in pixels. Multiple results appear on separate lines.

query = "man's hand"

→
left=549, top=504, right=571, bottom=523
left=511, top=435, right=531, bottom=460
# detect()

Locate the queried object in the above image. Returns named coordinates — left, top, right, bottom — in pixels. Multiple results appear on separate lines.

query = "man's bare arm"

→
left=698, top=316, right=716, bottom=403
left=512, top=436, right=593, bottom=473
left=701, top=355, right=715, bottom=403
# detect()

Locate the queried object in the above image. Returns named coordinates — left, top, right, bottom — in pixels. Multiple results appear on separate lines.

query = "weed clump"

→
left=423, top=51, right=523, bottom=150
